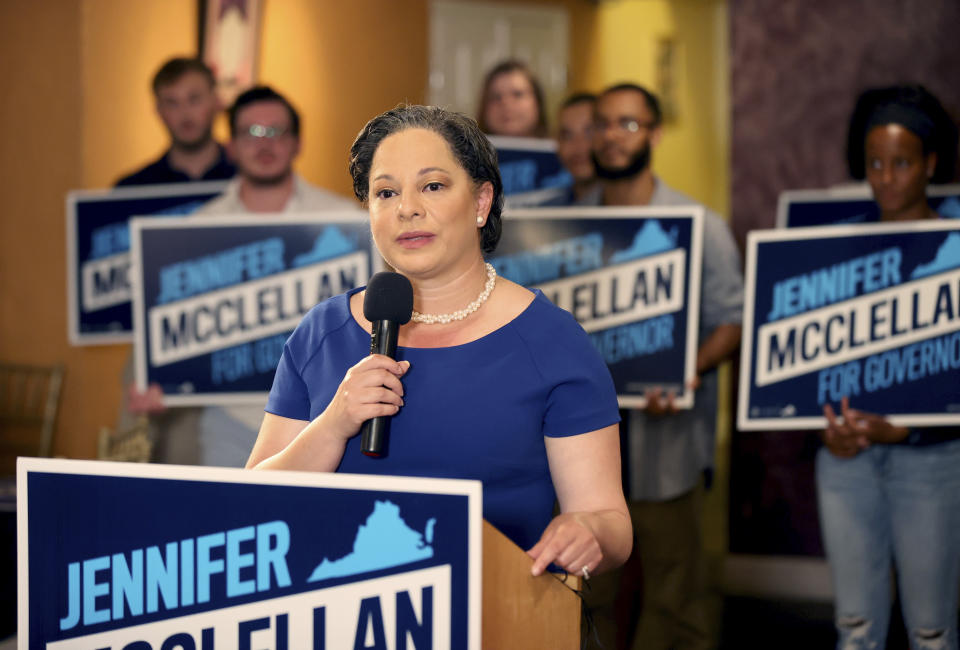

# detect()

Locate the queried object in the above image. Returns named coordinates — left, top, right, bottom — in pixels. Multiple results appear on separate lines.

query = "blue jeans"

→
left=816, top=439, right=960, bottom=650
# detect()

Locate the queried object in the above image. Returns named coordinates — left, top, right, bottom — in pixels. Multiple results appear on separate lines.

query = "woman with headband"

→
left=818, top=84, right=960, bottom=650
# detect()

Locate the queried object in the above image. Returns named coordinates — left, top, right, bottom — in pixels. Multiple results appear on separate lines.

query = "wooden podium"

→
left=482, top=521, right=582, bottom=649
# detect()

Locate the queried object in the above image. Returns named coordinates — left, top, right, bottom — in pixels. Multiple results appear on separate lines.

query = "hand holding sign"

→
left=849, top=413, right=910, bottom=445
left=643, top=387, right=681, bottom=416
left=127, top=383, right=166, bottom=415
left=822, top=398, right=865, bottom=458
left=821, top=396, right=910, bottom=458
left=642, top=375, right=702, bottom=416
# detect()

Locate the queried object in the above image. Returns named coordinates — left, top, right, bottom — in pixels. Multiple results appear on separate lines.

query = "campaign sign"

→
left=17, top=458, right=482, bottom=649
left=488, top=136, right=572, bottom=207
left=738, top=221, right=960, bottom=430
left=130, top=214, right=377, bottom=406
left=491, top=207, right=703, bottom=408
left=776, top=183, right=960, bottom=228
left=67, top=181, right=230, bottom=346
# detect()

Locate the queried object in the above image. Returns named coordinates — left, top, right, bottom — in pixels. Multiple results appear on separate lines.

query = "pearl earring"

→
left=477, top=216, right=484, bottom=225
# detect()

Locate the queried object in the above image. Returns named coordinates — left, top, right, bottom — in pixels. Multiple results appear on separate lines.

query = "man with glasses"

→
left=201, top=86, right=355, bottom=214
left=189, top=86, right=355, bottom=465
left=587, top=83, right=743, bottom=650
left=116, top=58, right=235, bottom=186
left=123, top=86, right=355, bottom=468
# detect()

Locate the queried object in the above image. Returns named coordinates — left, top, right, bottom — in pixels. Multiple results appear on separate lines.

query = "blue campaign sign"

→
left=738, top=220, right=960, bottom=430
left=17, top=458, right=482, bottom=649
left=491, top=207, right=703, bottom=408
left=67, top=181, right=230, bottom=346
left=776, top=183, right=960, bottom=228
left=130, top=214, right=378, bottom=406
left=488, top=136, right=572, bottom=206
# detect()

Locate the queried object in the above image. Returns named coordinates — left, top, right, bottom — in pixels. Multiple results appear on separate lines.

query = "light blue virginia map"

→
left=307, top=500, right=436, bottom=582
left=610, top=219, right=678, bottom=264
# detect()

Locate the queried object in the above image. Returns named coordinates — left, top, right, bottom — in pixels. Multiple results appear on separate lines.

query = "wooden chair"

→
left=0, top=363, right=64, bottom=474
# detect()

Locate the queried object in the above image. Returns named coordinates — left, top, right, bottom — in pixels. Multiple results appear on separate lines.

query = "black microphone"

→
left=360, top=272, right=413, bottom=457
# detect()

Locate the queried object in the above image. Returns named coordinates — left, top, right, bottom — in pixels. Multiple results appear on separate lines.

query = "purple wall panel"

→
left=729, top=0, right=960, bottom=556
left=731, top=0, right=960, bottom=248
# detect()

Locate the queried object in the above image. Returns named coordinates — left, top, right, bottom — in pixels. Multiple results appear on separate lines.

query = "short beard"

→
left=172, top=128, right=214, bottom=153
left=245, top=168, right=293, bottom=187
left=593, top=143, right=651, bottom=181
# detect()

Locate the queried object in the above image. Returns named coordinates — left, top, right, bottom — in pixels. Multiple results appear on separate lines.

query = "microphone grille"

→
left=363, top=272, right=414, bottom=324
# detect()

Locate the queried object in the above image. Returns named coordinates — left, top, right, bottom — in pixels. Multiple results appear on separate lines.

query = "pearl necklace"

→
left=410, top=263, right=497, bottom=324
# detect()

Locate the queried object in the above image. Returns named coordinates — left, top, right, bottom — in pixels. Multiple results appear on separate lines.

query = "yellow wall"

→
left=1, top=0, right=94, bottom=462
left=258, top=0, right=430, bottom=199
left=587, top=0, right=730, bottom=218
left=48, top=1, right=201, bottom=462
left=81, top=0, right=198, bottom=188
left=0, top=0, right=431, bottom=460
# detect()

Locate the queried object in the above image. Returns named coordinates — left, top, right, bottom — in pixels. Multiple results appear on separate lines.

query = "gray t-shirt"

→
left=581, top=178, right=744, bottom=500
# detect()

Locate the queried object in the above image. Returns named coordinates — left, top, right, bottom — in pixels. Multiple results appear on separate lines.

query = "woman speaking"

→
left=246, top=105, right=632, bottom=579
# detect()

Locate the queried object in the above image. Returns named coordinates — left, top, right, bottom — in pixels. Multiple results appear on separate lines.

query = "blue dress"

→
left=266, top=288, right=620, bottom=550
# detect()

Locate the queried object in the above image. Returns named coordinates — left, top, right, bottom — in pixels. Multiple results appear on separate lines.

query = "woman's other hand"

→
left=527, top=512, right=604, bottom=578
left=527, top=425, right=632, bottom=578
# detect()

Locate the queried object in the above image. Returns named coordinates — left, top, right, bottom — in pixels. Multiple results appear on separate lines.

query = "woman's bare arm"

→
left=528, top=424, right=632, bottom=577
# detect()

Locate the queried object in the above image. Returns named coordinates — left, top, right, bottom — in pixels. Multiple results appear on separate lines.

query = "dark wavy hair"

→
left=477, top=60, right=548, bottom=138
left=349, top=104, right=504, bottom=254
left=847, top=84, right=958, bottom=183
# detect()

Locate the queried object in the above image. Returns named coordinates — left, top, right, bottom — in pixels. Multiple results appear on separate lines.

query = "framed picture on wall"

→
left=198, top=0, right=263, bottom=106
left=655, top=37, right=679, bottom=123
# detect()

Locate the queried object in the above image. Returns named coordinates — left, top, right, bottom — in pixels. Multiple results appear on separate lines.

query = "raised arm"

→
left=527, top=424, right=632, bottom=577
left=246, top=355, right=410, bottom=471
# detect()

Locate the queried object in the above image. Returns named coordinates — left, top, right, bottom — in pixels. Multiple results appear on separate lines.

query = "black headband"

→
left=866, top=103, right=936, bottom=146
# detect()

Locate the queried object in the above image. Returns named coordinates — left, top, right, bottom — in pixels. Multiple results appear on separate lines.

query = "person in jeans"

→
left=818, top=84, right=960, bottom=650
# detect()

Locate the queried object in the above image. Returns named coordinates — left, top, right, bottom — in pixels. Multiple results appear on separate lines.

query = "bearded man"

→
left=585, top=83, right=743, bottom=650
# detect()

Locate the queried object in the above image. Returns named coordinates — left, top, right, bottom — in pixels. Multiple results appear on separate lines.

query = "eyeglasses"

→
left=235, top=124, right=290, bottom=141
left=593, top=117, right=657, bottom=134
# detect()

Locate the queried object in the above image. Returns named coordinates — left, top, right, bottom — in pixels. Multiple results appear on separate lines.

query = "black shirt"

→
left=114, top=145, right=235, bottom=187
